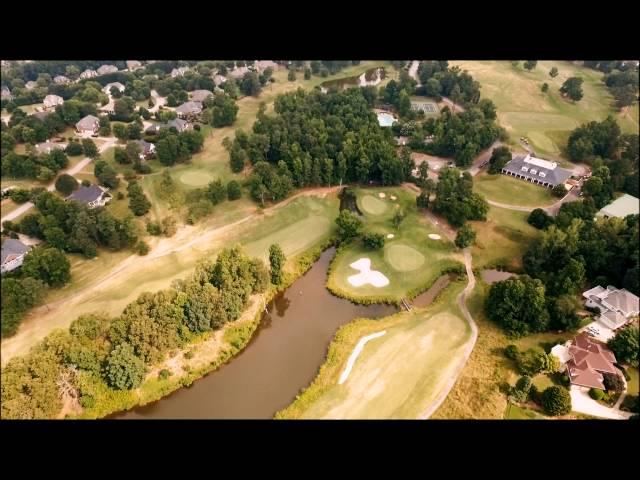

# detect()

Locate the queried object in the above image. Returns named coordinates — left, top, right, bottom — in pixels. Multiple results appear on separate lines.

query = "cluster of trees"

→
left=4, top=190, right=140, bottom=258
left=583, top=61, right=639, bottom=109
left=227, top=88, right=409, bottom=205
left=560, top=77, right=584, bottom=102
left=431, top=168, right=488, bottom=227
left=379, top=72, right=418, bottom=118
left=566, top=117, right=638, bottom=197
left=415, top=62, right=481, bottom=105
left=487, top=146, right=512, bottom=174
left=607, top=326, right=639, bottom=368
left=421, top=102, right=503, bottom=167
left=2, top=146, right=69, bottom=181
left=0, top=245, right=274, bottom=418
left=184, top=178, right=243, bottom=224
left=335, top=209, right=388, bottom=250
left=203, top=93, right=239, bottom=127
left=94, top=159, right=119, bottom=189
left=309, top=61, right=358, bottom=78
left=1, top=246, right=71, bottom=337
left=504, top=344, right=560, bottom=376
left=127, top=181, right=151, bottom=216
left=155, top=128, right=204, bottom=166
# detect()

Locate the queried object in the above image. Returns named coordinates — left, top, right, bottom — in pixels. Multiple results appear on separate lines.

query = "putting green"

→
left=360, top=195, right=388, bottom=215
left=179, top=170, right=215, bottom=187
left=385, top=244, right=425, bottom=271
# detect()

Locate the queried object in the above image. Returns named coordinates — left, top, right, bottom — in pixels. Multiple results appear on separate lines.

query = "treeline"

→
left=228, top=88, right=408, bottom=205
left=1, top=246, right=71, bottom=337
left=1, top=146, right=68, bottom=181
left=0, top=246, right=272, bottom=419
left=2, top=190, right=139, bottom=257
left=566, top=117, right=639, bottom=197
left=416, top=62, right=482, bottom=105
left=430, top=167, right=489, bottom=227
left=582, top=61, right=639, bottom=109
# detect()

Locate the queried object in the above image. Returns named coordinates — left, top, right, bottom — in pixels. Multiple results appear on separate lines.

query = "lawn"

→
left=504, top=403, right=544, bottom=419
left=0, top=193, right=340, bottom=365
left=327, top=187, right=461, bottom=303
left=277, top=281, right=475, bottom=419
left=627, top=367, right=639, bottom=396
left=470, top=205, right=540, bottom=271
left=473, top=172, right=555, bottom=207
left=450, top=61, right=639, bottom=159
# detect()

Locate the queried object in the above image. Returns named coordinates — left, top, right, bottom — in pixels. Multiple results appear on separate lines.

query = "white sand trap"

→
left=428, top=234, right=441, bottom=240
left=338, top=330, right=387, bottom=384
left=378, top=192, right=386, bottom=198
left=347, top=258, right=390, bottom=288
left=390, top=195, right=397, bottom=200
left=386, top=234, right=394, bottom=239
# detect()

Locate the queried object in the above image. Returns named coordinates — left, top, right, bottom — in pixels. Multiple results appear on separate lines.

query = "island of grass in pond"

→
left=327, top=187, right=463, bottom=304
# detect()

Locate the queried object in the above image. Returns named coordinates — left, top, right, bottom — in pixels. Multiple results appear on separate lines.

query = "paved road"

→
left=408, top=60, right=420, bottom=82
left=149, top=90, right=167, bottom=113
left=467, top=140, right=502, bottom=176
left=441, top=96, right=466, bottom=113
left=570, top=386, right=632, bottom=420
left=1, top=138, right=117, bottom=226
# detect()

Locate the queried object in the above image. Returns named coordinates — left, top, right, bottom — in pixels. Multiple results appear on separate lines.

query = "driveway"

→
left=467, top=140, right=502, bottom=176
left=149, top=90, right=167, bottom=113
left=570, top=386, right=632, bottom=420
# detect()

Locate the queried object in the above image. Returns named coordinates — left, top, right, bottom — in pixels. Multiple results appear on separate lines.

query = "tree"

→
left=112, top=123, right=127, bottom=141
left=488, top=146, right=512, bottom=174
left=206, top=179, right=226, bottom=205
left=516, top=348, right=555, bottom=375
left=54, top=174, right=78, bottom=195
left=127, top=181, right=151, bottom=216
left=485, top=275, right=549, bottom=337
left=362, top=232, right=385, bottom=249
left=523, top=61, right=537, bottom=71
left=288, top=69, right=296, bottom=81
left=560, top=77, right=584, bottom=102
left=227, top=180, right=241, bottom=200
left=603, top=372, right=625, bottom=393
left=511, top=375, right=532, bottom=402
left=607, top=326, right=639, bottom=367
left=94, top=160, right=119, bottom=189
left=541, top=83, right=549, bottom=93
left=1, top=277, right=46, bottom=337
left=269, top=243, right=286, bottom=285
left=455, top=224, right=476, bottom=248
left=527, top=208, right=554, bottom=229
left=304, top=68, right=311, bottom=80
left=22, top=247, right=71, bottom=288
left=548, top=295, right=581, bottom=331
left=103, top=343, right=145, bottom=390
left=229, top=143, right=247, bottom=173
left=65, top=141, right=83, bottom=156
left=335, top=210, right=363, bottom=241
left=541, top=386, right=571, bottom=416
left=81, top=139, right=98, bottom=158
left=551, top=184, right=566, bottom=198
left=589, top=388, right=605, bottom=400
left=392, top=209, right=405, bottom=230
left=549, top=67, right=559, bottom=78
left=211, top=94, right=239, bottom=127
left=240, top=72, right=262, bottom=97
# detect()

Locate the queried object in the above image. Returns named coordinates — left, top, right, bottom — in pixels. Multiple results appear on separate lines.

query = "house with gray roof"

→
left=43, top=94, right=64, bottom=110
left=190, top=89, right=213, bottom=103
left=1, top=239, right=31, bottom=274
left=166, top=118, right=191, bottom=132
left=171, top=67, right=190, bottom=78
left=213, top=74, right=227, bottom=86
left=103, top=82, right=125, bottom=94
left=501, top=153, right=572, bottom=188
left=97, top=64, right=118, bottom=75
left=36, top=141, right=65, bottom=154
left=135, top=139, right=156, bottom=160
left=80, top=69, right=98, bottom=80
left=1, top=86, right=12, bottom=100
left=25, top=80, right=38, bottom=90
left=175, top=101, right=203, bottom=119
left=255, top=60, right=279, bottom=72
left=67, top=184, right=111, bottom=208
left=53, top=75, right=70, bottom=84
left=126, top=60, right=142, bottom=71
left=583, top=285, right=640, bottom=330
left=229, top=66, right=250, bottom=79
left=75, top=115, right=100, bottom=135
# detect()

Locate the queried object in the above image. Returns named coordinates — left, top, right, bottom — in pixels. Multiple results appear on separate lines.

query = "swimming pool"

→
left=377, top=112, right=396, bottom=127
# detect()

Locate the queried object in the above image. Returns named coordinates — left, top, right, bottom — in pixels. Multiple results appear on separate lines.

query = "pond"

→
left=113, top=248, right=397, bottom=419
left=319, top=67, right=387, bottom=92
left=480, top=269, right=516, bottom=284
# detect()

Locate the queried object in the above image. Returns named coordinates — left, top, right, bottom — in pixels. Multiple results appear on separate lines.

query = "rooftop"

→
left=596, top=194, right=639, bottom=219
left=67, top=184, right=105, bottom=204
left=1, top=239, right=31, bottom=265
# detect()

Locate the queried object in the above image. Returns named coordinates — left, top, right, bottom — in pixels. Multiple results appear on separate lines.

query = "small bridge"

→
left=401, top=298, right=412, bottom=312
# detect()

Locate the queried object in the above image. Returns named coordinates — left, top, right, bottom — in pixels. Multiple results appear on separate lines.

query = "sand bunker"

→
left=428, top=234, right=441, bottom=240
left=347, top=258, right=389, bottom=288
left=338, top=331, right=387, bottom=384
left=386, top=234, right=394, bottom=239
left=378, top=192, right=386, bottom=198
left=390, top=195, right=397, bottom=200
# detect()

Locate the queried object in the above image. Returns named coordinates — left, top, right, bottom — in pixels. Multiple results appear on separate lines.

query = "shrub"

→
left=135, top=240, right=150, bottom=255
left=146, top=222, right=162, bottom=236
left=541, top=386, right=572, bottom=416
left=9, top=189, right=31, bottom=203
left=552, top=184, right=567, bottom=198
left=589, top=388, right=605, bottom=400
left=65, top=142, right=84, bottom=156
left=158, top=369, right=172, bottom=380
left=362, top=232, right=385, bottom=250
left=103, top=343, right=145, bottom=390
left=505, top=344, right=519, bottom=360
left=116, top=192, right=125, bottom=200
left=603, top=372, right=625, bottom=393
left=54, top=174, right=78, bottom=195
left=81, top=179, right=91, bottom=187
left=79, top=395, right=96, bottom=409
left=227, top=180, right=241, bottom=200
left=184, top=350, right=194, bottom=360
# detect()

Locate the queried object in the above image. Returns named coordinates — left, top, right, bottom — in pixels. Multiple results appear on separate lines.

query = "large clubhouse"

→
left=501, top=153, right=573, bottom=188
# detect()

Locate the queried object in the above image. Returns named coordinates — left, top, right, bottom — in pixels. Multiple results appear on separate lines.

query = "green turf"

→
left=473, top=172, right=556, bottom=207
left=278, top=281, right=474, bottom=419
left=504, top=403, right=544, bottom=419
left=178, top=170, right=215, bottom=187
left=627, top=367, right=639, bottom=396
left=451, top=61, right=639, bottom=159
left=358, top=194, right=388, bottom=215
left=327, top=187, right=460, bottom=302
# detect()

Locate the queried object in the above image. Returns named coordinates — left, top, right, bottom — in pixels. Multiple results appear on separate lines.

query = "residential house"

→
left=32, top=111, right=51, bottom=121
left=1, top=86, right=12, bottom=100
left=67, top=184, right=111, bottom=208
left=395, top=136, right=408, bottom=146
left=43, top=94, right=64, bottom=110
left=144, top=123, right=162, bottom=135
left=175, top=101, right=203, bottom=120
left=171, top=67, right=190, bottom=78
left=36, top=141, right=65, bottom=154
left=255, top=60, right=279, bottom=72
left=229, top=66, right=250, bottom=79
left=103, top=82, right=125, bottom=95
left=562, top=333, right=619, bottom=390
left=583, top=285, right=640, bottom=330
left=126, top=60, right=142, bottom=71
left=97, top=64, right=119, bottom=75
left=135, top=139, right=156, bottom=160
left=501, top=153, right=572, bottom=189
left=75, top=115, right=100, bottom=135
left=1, top=239, right=31, bottom=274
left=166, top=118, right=191, bottom=132
left=80, top=69, right=98, bottom=80
left=596, top=194, right=639, bottom=219
left=53, top=75, right=70, bottom=84
left=213, top=74, right=227, bottom=86
left=25, top=80, right=38, bottom=90
left=190, top=89, right=213, bottom=103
